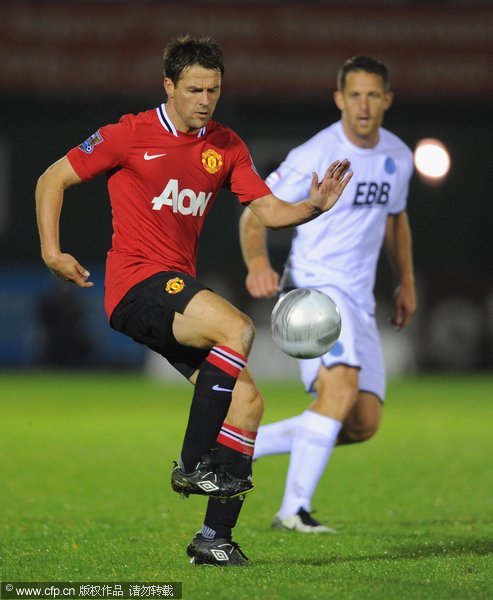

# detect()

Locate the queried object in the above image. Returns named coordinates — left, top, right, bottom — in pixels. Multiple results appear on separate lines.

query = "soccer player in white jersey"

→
left=240, top=56, right=416, bottom=533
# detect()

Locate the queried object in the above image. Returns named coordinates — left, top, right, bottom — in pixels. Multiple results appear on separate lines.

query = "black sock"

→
left=180, top=346, right=247, bottom=472
left=202, top=425, right=256, bottom=540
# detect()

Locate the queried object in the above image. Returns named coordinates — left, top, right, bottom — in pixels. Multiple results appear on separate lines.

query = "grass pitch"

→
left=1, top=372, right=492, bottom=599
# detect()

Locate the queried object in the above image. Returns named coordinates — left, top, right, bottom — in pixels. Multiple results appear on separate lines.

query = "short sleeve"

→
left=66, top=118, right=133, bottom=181
left=223, top=136, right=271, bottom=203
left=265, top=160, right=312, bottom=204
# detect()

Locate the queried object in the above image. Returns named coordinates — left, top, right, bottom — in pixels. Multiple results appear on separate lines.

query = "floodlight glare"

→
left=414, top=138, right=451, bottom=180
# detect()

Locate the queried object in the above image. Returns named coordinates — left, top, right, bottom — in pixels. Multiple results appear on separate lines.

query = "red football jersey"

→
left=67, top=103, right=271, bottom=318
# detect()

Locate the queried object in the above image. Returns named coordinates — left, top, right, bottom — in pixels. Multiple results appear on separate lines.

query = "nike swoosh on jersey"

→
left=212, top=384, right=234, bottom=393
left=144, top=151, right=167, bottom=160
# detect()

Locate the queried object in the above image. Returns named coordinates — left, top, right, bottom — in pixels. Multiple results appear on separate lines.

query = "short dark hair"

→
left=337, top=56, right=390, bottom=92
left=162, top=34, right=224, bottom=84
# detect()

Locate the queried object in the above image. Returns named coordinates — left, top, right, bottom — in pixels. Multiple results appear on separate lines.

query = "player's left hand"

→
left=309, top=159, right=353, bottom=213
left=391, top=282, right=416, bottom=331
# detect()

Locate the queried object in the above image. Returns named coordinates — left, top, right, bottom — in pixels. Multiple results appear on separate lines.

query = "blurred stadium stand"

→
left=1, top=1, right=492, bottom=373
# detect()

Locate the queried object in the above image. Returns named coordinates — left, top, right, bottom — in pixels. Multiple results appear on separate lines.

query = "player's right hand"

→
left=245, top=261, right=280, bottom=299
left=44, top=252, right=94, bottom=288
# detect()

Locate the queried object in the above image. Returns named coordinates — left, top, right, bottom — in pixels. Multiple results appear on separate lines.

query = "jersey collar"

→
left=337, top=120, right=381, bottom=153
left=157, top=103, right=206, bottom=137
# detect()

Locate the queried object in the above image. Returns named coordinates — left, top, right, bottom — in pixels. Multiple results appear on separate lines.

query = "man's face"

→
left=334, top=71, right=393, bottom=148
left=164, top=65, right=221, bottom=134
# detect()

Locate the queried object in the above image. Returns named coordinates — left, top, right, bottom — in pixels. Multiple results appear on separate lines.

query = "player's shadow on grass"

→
left=288, top=539, right=493, bottom=567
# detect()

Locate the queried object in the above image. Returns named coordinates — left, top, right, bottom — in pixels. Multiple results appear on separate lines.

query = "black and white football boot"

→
left=170, top=455, right=254, bottom=499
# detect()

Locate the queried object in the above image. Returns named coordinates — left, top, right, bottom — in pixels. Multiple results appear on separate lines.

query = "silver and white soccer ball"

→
left=271, top=288, right=342, bottom=359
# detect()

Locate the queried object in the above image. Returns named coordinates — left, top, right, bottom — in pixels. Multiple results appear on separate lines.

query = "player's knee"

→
left=338, top=420, right=380, bottom=445
left=232, top=311, right=255, bottom=352
left=241, top=312, right=256, bottom=349
left=316, top=366, right=358, bottom=405
left=215, top=309, right=255, bottom=354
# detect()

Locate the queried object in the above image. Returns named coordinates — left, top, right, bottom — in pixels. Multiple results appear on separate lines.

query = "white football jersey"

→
left=266, top=121, right=413, bottom=312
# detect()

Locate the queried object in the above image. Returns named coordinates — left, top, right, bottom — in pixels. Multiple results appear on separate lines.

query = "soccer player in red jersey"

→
left=35, top=35, right=352, bottom=566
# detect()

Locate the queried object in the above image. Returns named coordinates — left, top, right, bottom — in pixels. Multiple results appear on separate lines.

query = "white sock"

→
left=278, top=410, right=341, bottom=519
left=253, top=415, right=303, bottom=459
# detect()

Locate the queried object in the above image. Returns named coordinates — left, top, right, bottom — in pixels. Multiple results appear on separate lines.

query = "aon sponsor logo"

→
left=152, top=179, right=212, bottom=216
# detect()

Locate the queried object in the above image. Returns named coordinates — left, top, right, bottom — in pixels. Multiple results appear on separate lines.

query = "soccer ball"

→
left=271, top=288, right=342, bottom=359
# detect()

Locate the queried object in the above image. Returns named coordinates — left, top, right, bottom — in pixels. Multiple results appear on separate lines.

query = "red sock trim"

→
left=215, top=345, right=248, bottom=363
left=217, top=423, right=257, bottom=456
left=206, top=346, right=247, bottom=378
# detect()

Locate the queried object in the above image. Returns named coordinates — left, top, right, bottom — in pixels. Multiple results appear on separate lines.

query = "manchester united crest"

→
left=165, top=277, right=185, bottom=294
left=202, top=149, right=223, bottom=174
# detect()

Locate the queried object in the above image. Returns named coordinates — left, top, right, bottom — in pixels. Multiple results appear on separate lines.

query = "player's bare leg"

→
left=223, top=367, right=264, bottom=431
left=254, top=376, right=381, bottom=455
left=171, top=290, right=258, bottom=500
left=172, top=289, right=255, bottom=356
left=310, top=364, right=359, bottom=420
left=254, top=369, right=381, bottom=533
left=252, top=365, right=358, bottom=459
left=337, top=392, right=382, bottom=445
left=271, top=365, right=357, bottom=532
left=183, top=363, right=264, bottom=565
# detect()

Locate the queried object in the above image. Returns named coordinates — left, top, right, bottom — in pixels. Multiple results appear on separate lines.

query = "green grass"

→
left=1, top=372, right=492, bottom=599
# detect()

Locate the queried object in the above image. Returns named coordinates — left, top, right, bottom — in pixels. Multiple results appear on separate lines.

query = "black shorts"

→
left=110, top=271, right=211, bottom=379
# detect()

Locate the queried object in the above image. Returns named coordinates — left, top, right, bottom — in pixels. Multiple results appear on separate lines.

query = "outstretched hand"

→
left=309, top=159, right=353, bottom=213
left=44, top=252, right=94, bottom=288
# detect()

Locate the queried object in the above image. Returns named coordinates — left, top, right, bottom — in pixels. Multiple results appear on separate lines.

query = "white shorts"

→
left=295, top=285, right=386, bottom=401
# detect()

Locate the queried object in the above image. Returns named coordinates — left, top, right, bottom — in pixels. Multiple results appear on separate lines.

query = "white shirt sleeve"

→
left=265, top=157, right=313, bottom=204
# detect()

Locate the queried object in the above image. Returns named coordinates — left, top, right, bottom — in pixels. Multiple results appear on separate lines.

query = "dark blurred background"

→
left=1, top=0, right=492, bottom=375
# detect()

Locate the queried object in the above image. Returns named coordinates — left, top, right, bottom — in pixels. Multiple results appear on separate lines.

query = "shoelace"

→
left=228, top=541, right=248, bottom=560
left=194, top=458, right=218, bottom=481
